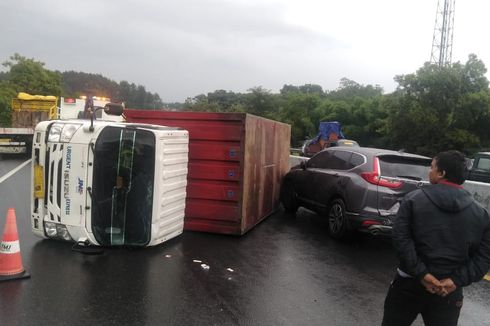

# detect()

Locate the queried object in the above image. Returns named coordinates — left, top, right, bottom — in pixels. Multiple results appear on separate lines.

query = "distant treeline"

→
left=0, top=54, right=164, bottom=109
left=182, top=54, right=490, bottom=157
left=1, top=53, right=490, bottom=157
left=61, top=71, right=164, bottom=110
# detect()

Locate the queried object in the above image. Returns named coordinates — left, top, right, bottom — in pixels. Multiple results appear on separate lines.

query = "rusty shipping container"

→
left=124, top=110, right=291, bottom=235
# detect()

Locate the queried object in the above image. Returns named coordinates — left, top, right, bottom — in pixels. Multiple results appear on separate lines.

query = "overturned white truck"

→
left=30, top=104, right=189, bottom=247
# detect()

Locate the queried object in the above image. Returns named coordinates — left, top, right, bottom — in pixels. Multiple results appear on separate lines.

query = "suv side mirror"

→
left=104, top=103, right=124, bottom=116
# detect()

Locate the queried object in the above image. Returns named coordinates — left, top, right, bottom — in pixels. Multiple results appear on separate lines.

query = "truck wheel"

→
left=280, top=180, right=298, bottom=214
left=328, top=198, right=350, bottom=239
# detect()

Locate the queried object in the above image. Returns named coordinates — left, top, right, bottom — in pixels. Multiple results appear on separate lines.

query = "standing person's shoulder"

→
left=470, top=199, right=490, bottom=223
left=404, top=187, right=426, bottom=201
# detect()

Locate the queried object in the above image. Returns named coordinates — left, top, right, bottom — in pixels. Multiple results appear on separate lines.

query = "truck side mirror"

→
left=88, top=103, right=125, bottom=132
left=104, top=103, right=124, bottom=116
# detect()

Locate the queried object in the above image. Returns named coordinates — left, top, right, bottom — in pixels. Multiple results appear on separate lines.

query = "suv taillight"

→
left=360, top=157, right=403, bottom=189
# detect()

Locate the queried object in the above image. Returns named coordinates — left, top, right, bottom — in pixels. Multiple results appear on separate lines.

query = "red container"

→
left=124, top=110, right=291, bottom=235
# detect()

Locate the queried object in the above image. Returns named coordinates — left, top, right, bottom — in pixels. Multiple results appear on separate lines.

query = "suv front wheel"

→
left=280, top=180, right=299, bottom=214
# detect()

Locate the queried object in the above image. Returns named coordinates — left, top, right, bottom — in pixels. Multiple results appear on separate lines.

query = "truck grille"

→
left=45, top=143, right=62, bottom=222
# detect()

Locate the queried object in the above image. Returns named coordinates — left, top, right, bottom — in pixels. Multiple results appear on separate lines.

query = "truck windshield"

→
left=92, top=126, right=155, bottom=246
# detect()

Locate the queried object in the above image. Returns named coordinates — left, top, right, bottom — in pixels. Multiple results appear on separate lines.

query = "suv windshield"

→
left=378, top=155, right=430, bottom=181
left=92, top=126, right=155, bottom=246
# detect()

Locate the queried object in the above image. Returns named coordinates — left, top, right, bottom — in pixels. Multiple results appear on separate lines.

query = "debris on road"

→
left=200, top=264, right=210, bottom=270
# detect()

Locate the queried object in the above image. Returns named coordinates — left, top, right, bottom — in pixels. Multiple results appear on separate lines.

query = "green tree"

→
left=207, top=90, right=244, bottom=112
left=0, top=54, right=61, bottom=126
left=243, top=87, right=277, bottom=118
left=280, top=84, right=324, bottom=96
left=61, top=71, right=118, bottom=99
left=0, top=83, right=16, bottom=126
left=278, top=92, right=322, bottom=145
left=327, top=78, right=383, bottom=100
left=383, top=54, right=490, bottom=155
left=3, top=53, right=61, bottom=95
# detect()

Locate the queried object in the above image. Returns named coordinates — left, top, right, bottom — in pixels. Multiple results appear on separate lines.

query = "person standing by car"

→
left=382, top=150, right=490, bottom=326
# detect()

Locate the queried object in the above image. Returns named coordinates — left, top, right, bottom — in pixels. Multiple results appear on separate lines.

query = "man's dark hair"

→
left=434, top=150, right=467, bottom=185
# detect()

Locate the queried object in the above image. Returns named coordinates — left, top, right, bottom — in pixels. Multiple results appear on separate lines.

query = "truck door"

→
left=469, top=155, right=490, bottom=183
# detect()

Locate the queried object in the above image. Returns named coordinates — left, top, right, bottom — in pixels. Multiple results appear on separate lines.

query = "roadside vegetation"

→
left=1, top=53, right=489, bottom=157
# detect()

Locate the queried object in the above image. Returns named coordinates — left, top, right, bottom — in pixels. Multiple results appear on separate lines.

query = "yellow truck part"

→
left=12, top=92, right=58, bottom=121
left=0, top=93, right=58, bottom=154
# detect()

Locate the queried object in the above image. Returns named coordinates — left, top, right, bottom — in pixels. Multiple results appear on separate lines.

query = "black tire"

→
left=328, top=198, right=349, bottom=239
left=280, top=180, right=299, bottom=214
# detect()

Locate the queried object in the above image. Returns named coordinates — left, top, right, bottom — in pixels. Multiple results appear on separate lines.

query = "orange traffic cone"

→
left=0, top=208, right=30, bottom=282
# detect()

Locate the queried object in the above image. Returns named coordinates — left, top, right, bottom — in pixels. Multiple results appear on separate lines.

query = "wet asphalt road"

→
left=0, top=156, right=489, bottom=326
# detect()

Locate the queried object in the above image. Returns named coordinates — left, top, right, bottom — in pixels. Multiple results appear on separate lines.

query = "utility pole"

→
left=430, top=0, right=456, bottom=66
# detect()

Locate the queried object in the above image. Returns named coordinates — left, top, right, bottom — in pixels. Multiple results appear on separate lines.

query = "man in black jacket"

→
left=382, top=150, right=490, bottom=326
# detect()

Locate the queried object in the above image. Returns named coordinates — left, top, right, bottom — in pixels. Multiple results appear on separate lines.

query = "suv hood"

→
left=422, top=184, right=473, bottom=212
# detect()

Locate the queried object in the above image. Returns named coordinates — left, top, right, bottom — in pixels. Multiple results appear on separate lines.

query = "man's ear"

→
left=440, top=170, right=446, bottom=179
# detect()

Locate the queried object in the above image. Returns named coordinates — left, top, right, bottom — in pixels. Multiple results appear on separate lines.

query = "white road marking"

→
left=0, top=159, right=31, bottom=184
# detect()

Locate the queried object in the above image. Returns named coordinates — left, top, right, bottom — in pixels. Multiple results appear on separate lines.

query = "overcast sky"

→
left=1, top=0, right=488, bottom=102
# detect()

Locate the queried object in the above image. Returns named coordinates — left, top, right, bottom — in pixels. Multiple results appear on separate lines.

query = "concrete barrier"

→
left=288, top=155, right=490, bottom=211
left=463, top=180, right=490, bottom=211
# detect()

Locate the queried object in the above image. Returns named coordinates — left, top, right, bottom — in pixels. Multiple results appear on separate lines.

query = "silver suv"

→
left=281, top=147, right=431, bottom=239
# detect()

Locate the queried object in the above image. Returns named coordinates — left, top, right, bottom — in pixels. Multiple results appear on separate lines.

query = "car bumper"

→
left=363, top=225, right=392, bottom=236
left=347, top=212, right=394, bottom=236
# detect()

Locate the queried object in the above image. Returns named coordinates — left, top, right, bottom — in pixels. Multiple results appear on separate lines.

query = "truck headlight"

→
left=48, top=123, right=81, bottom=143
left=60, top=124, right=81, bottom=142
left=48, top=123, right=63, bottom=142
left=44, top=221, right=58, bottom=237
left=56, top=224, right=73, bottom=241
left=44, top=221, right=73, bottom=241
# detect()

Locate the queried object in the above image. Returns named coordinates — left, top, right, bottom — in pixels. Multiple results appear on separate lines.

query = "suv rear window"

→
left=378, top=155, right=430, bottom=181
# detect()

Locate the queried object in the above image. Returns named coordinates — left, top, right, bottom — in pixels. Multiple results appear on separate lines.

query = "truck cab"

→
left=467, top=152, right=490, bottom=183
left=59, top=97, right=125, bottom=122
left=31, top=117, right=189, bottom=246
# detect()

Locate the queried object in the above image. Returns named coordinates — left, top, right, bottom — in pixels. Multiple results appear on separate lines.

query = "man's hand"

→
left=421, top=273, right=443, bottom=294
left=421, top=274, right=457, bottom=297
left=438, top=278, right=457, bottom=297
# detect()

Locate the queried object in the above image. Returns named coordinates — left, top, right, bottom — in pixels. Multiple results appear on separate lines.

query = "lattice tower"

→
left=430, top=0, right=456, bottom=66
